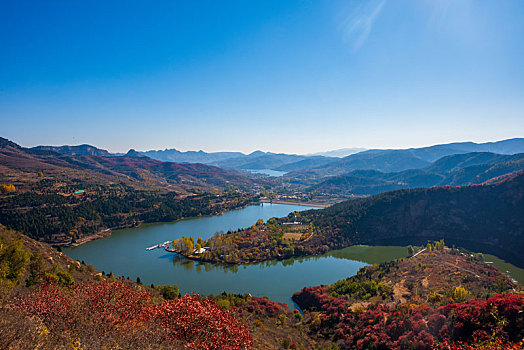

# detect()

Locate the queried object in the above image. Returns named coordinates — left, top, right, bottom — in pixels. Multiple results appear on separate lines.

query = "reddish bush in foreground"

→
left=17, top=281, right=252, bottom=349
left=438, top=293, right=524, bottom=343
left=244, top=296, right=287, bottom=316
left=434, top=338, right=524, bottom=350
left=296, top=291, right=523, bottom=350
left=147, top=295, right=252, bottom=349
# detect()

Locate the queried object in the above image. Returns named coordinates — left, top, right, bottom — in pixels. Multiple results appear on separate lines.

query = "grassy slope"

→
left=293, top=247, right=519, bottom=310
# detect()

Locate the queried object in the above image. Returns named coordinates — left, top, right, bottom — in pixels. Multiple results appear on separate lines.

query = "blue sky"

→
left=1, top=0, right=523, bottom=154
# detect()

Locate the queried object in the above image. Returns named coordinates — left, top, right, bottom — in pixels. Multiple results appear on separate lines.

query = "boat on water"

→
left=146, top=241, right=171, bottom=251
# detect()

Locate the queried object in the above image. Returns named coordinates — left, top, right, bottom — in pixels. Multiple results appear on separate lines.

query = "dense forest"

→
left=297, top=173, right=524, bottom=267
left=0, top=181, right=255, bottom=244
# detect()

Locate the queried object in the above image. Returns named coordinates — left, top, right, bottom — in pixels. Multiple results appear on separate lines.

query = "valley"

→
left=1, top=136, right=523, bottom=349
left=3, top=2, right=524, bottom=347
left=63, top=203, right=413, bottom=306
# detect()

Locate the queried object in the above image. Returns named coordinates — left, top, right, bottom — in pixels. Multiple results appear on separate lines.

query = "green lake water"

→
left=483, top=254, right=524, bottom=285
left=64, top=203, right=523, bottom=307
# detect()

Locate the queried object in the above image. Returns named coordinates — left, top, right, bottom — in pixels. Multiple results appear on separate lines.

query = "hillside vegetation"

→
left=0, top=137, right=258, bottom=245
left=0, top=181, right=254, bottom=244
left=1, top=229, right=522, bottom=349
left=192, top=174, right=524, bottom=267
left=0, top=225, right=255, bottom=349
left=0, top=225, right=329, bottom=349
left=298, top=173, right=524, bottom=267
left=292, top=247, right=523, bottom=350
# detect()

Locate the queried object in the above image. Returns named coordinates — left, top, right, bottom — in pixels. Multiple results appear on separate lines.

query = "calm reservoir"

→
left=245, top=169, right=287, bottom=177
left=64, top=203, right=523, bottom=306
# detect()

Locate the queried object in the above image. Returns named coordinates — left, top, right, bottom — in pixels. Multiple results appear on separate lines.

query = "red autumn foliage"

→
left=146, top=295, right=252, bottom=349
left=17, top=281, right=252, bottom=349
left=434, top=338, right=524, bottom=350
left=243, top=296, right=287, bottom=316
left=295, top=290, right=524, bottom=350
left=438, top=293, right=524, bottom=343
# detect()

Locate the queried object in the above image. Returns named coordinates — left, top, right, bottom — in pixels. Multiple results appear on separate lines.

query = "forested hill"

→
left=297, top=174, right=524, bottom=267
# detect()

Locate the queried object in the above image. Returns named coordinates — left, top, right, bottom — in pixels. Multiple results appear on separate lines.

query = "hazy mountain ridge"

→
left=141, top=148, right=245, bottom=164
left=31, top=143, right=337, bottom=172
left=289, top=138, right=524, bottom=179
left=273, top=156, right=338, bottom=172
left=308, top=147, right=367, bottom=158
left=310, top=152, right=524, bottom=196
left=29, top=138, right=524, bottom=176
left=125, top=149, right=148, bottom=158
left=211, top=153, right=313, bottom=170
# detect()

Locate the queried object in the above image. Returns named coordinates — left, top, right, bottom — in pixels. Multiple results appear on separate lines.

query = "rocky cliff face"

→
left=31, top=144, right=113, bottom=157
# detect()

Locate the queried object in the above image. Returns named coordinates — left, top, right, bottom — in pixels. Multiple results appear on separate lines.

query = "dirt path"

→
left=411, top=248, right=426, bottom=258
left=443, top=259, right=480, bottom=278
left=393, top=279, right=410, bottom=304
left=421, top=276, right=429, bottom=288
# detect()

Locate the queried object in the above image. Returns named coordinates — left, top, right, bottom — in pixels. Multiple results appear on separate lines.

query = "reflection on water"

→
left=167, top=245, right=410, bottom=276
left=64, top=203, right=523, bottom=306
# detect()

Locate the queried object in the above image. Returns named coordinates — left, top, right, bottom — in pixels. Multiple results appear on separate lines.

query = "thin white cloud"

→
left=427, top=0, right=453, bottom=31
left=424, top=0, right=476, bottom=41
left=340, top=0, right=386, bottom=52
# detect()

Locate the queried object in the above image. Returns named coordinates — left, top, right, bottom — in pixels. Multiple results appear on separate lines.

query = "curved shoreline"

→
left=56, top=201, right=260, bottom=248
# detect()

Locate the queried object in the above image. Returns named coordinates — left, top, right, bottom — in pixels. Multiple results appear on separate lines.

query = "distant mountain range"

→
left=140, top=148, right=367, bottom=165
left=308, top=147, right=367, bottom=158
left=29, top=144, right=334, bottom=172
left=210, top=152, right=322, bottom=171
left=140, top=148, right=245, bottom=164
left=288, top=138, right=524, bottom=179
left=140, top=149, right=341, bottom=173
left=309, top=152, right=524, bottom=196
left=28, top=138, right=524, bottom=177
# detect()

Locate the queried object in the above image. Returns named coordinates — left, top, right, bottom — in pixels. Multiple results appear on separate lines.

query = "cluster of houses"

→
left=193, top=246, right=209, bottom=254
